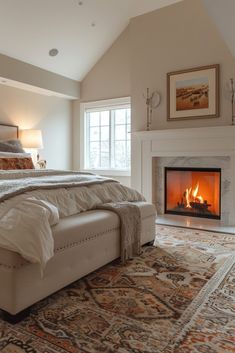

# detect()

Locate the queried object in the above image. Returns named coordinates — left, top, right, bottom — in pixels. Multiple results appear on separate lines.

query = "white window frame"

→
left=80, top=97, right=131, bottom=177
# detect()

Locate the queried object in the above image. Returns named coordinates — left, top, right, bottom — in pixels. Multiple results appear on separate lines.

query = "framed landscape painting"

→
left=167, top=64, right=219, bottom=121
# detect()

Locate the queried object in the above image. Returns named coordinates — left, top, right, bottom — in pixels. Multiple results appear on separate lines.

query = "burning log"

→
left=189, top=200, right=211, bottom=211
left=175, top=181, right=212, bottom=214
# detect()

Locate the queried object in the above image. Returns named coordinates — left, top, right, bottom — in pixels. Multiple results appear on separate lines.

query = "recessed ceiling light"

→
left=49, top=48, right=59, bottom=57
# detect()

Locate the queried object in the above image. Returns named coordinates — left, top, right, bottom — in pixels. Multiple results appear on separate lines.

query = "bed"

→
left=0, top=123, right=18, bottom=140
left=0, top=123, right=156, bottom=323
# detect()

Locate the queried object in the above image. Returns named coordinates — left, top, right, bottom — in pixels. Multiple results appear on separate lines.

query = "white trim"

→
left=85, top=103, right=130, bottom=113
left=80, top=97, right=131, bottom=176
left=131, top=125, right=235, bottom=226
left=80, top=103, right=85, bottom=171
left=82, top=97, right=130, bottom=110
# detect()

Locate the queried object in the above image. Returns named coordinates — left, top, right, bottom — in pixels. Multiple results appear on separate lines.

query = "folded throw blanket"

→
left=97, top=202, right=141, bottom=262
left=0, top=169, right=115, bottom=203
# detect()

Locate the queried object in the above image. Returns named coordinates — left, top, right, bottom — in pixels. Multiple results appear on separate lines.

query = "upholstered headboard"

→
left=0, top=123, right=19, bottom=140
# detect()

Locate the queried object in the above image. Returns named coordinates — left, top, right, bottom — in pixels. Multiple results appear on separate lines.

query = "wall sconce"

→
left=143, top=88, right=161, bottom=131
left=20, top=129, right=43, bottom=165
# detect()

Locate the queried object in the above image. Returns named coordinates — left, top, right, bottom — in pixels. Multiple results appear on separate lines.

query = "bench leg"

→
left=1, top=307, right=31, bottom=324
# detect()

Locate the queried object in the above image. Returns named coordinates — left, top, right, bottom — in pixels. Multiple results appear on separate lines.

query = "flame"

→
left=192, top=182, right=199, bottom=198
left=196, top=195, right=204, bottom=203
left=185, top=181, right=204, bottom=207
left=185, top=188, right=192, bottom=208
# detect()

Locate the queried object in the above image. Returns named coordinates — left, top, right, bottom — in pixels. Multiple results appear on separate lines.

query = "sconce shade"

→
left=20, top=129, right=43, bottom=149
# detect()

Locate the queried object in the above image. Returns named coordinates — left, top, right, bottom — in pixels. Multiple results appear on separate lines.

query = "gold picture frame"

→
left=167, top=64, right=220, bottom=121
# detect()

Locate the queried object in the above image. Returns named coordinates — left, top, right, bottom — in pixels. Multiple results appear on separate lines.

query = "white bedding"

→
left=0, top=171, right=144, bottom=270
left=0, top=198, right=58, bottom=271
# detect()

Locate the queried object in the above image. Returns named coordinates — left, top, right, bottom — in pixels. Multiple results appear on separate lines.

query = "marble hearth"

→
left=132, top=126, right=235, bottom=226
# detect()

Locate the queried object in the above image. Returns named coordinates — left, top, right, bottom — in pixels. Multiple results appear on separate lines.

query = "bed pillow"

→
left=0, top=157, right=34, bottom=170
left=0, top=139, right=25, bottom=153
left=0, top=152, right=31, bottom=158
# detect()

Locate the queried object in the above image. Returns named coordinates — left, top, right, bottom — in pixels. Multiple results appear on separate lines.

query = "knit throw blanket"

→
left=0, top=170, right=142, bottom=264
left=98, top=202, right=141, bottom=262
left=0, top=169, right=115, bottom=202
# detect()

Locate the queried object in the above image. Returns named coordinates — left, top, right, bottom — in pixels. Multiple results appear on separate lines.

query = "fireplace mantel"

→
left=131, top=125, right=235, bottom=225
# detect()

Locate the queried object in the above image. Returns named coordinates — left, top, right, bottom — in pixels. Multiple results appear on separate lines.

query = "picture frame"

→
left=167, top=64, right=219, bottom=121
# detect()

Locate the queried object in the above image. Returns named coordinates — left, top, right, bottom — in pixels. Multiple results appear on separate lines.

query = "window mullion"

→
left=109, top=110, right=112, bottom=169
left=86, top=112, right=90, bottom=169
left=99, top=112, right=101, bottom=168
left=111, top=110, right=115, bottom=169
left=125, top=110, right=128, bottom=169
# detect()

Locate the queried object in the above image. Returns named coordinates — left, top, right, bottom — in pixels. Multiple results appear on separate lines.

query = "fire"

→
left=185, top=181, right=204, bottom=208
left=192, top=182, right=199, bottom=198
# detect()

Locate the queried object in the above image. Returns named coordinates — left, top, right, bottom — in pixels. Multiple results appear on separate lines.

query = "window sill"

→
left=82, top=169, right=131, bottom=177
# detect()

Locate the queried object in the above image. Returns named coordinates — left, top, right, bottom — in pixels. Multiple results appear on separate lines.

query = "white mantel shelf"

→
left=131, top=125, right=235, bottom=225
left=132, top=126, right=235, bottom=156
left=132, top=125, right=235, bottom=139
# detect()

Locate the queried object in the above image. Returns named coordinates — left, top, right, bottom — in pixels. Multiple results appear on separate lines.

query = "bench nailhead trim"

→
left=0, top=226, right=120, bottom=269
left=55, top=226, right=119, bottom=252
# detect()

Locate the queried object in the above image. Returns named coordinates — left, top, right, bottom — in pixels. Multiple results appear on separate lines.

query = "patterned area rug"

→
left=0, top=225, right=235, bottom=353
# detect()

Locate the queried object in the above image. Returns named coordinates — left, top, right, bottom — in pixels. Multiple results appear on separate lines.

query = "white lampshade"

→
left=20, top=129, right=43, bottom=149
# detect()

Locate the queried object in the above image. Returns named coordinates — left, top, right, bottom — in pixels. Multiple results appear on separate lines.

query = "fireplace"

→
left=165, top=167, right=221, bottom=219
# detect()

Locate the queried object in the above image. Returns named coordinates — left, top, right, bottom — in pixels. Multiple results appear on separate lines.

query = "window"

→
left=81, top=98, right=131, bottom=176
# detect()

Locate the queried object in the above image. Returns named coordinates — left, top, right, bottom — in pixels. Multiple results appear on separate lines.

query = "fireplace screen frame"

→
left=164, top=167, right=221, bottom=220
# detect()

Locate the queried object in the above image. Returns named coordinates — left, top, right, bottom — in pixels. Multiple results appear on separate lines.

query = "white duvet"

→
left=0, top=174, right=144, bottom=271
left=0, top=197, right=59, bottom=271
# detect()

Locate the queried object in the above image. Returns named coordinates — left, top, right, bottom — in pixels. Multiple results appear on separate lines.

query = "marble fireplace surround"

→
left=132, top=126, right=235, bottom=226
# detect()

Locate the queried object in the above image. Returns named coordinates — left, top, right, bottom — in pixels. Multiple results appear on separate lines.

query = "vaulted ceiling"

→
left=203, top=0, right=235, bottom=59
left=0, top=0, right=182, bottom=81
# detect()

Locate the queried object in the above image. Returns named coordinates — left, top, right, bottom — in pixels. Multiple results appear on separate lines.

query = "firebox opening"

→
left=164, top=167, right=221, bottom=220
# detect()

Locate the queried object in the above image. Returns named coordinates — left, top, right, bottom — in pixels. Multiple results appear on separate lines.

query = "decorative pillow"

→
left=5, top=139, right=23, bottom=146
left=0, top=157, right=35, bottom=170
left=0, top=139, right=25, bottom=153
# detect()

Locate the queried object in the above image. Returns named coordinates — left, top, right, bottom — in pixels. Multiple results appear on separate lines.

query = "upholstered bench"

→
left=0, top=201, right=156, bottom=322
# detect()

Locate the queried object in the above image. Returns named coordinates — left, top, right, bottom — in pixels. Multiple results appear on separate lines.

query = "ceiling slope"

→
left=203, top=0, right=235, bottom=58
left=0, top=0, right=182, bottom=81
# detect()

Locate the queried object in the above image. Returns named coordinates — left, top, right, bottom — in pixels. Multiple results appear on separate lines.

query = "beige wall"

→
left=0, top=85, right=72, bottom=170
left=130, top=0, right=235, bottom=131
left=73, top=27, right=131, bottom=185
left=73, top=0, right=235, bottom=186
left=81, top=26, right=130, bottom=102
